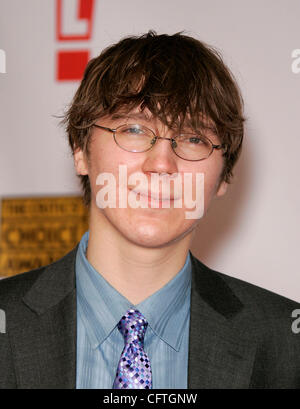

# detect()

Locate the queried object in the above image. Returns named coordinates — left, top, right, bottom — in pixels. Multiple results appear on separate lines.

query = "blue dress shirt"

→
left=76, top=231, right=192, bottom=389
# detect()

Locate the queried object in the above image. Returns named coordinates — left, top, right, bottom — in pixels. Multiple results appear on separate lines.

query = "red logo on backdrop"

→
left=56, top=0, right=95, bottom=81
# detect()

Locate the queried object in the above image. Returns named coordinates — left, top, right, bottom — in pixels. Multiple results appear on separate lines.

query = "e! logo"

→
left=291, top=49, right=300, bottom=74
left=0, top=49, right=6, bottom=74
left=56, top=0, right=95, bottom=81
left=291, top=309, right=300, bottom=334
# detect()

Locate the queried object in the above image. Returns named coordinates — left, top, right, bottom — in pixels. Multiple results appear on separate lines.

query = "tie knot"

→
left=117, top=309, right=148, bottom=345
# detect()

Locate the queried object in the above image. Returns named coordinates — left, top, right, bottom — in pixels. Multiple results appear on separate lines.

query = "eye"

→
left=187, top=137, right=203, bottom=145
left=121, top=125, right=146, bottom=135
left=128, top=127, right=142, bottom=134
left=180, top=136, right=205, bottom=145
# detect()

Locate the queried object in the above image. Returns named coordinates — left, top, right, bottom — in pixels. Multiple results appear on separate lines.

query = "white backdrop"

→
left=0, top=0, right=299, bottom=300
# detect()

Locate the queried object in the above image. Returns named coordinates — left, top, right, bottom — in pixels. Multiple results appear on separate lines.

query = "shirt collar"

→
left=76, top=231, right=191, bottom=352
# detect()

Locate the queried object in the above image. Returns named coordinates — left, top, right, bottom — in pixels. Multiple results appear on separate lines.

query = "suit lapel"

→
left=9, top=247, right=78, bottom=389
left=188, top=253, right=257, bottom=389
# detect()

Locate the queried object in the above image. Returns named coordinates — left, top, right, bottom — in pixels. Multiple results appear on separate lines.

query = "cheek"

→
left=87, top=148, right=142, bottom=198
left=89, top=137, right=140, bottom=172
left=187, top=160, right=224, bottom=206
left=87, top=140, right=115, bottom=176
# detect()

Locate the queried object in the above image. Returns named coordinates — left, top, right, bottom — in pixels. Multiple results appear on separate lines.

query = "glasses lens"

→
left=115, top=124, right=154, bottom=152
left=173, top=134, right=213, bottom=160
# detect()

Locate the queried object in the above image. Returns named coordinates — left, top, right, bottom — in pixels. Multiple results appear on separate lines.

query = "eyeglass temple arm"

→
left=93, top=124, right=115, bottom=133
left=212, top=143, right=226, bottom=150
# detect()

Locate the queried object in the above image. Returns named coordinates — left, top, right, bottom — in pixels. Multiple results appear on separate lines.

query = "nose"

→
left=153, top=136, right=176, bottom=144
left=142, top=134, right=179, bottom=176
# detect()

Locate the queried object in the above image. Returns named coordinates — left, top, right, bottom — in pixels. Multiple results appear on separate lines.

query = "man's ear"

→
left=74, top=147, right=88, bottom=175
left=216, top=180, right=228, bottom=197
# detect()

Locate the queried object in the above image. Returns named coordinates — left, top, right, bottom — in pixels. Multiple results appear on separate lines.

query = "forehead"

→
left=110, top=107, right=153, bottom=123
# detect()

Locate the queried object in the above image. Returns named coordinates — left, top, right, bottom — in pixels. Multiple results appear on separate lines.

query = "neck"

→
left=85, top=208, right=194, bottom=305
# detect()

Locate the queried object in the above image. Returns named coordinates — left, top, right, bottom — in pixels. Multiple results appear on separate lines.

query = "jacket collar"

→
left=22, top=245, right=78, bottom=315
left=22, top=246, right=243, bottom=321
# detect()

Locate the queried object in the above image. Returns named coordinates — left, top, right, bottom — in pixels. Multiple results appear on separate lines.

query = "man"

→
left=0, top=31, right=300, bottom=389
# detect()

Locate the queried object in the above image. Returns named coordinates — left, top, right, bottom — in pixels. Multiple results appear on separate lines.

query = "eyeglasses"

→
left=93, top=123, right=225, bottom=161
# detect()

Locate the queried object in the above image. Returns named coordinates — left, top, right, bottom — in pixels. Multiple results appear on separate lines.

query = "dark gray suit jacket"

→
left=0, top=246, right=300, bottom=389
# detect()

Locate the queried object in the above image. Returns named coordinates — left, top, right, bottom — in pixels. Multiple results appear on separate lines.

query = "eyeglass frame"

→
left=92, top=123, right=226, bottom=162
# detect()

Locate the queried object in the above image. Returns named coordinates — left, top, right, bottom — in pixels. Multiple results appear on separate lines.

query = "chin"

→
left=101, top=208, right=195, bottom=248
left=130, top=225, right=169, bottom=247
left=122, top=222, right=190, bottom=249
left=127, top=235, right=175, bottom=249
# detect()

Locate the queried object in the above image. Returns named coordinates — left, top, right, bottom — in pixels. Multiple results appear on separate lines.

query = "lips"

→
left=131, top=189, right=178, bottom=201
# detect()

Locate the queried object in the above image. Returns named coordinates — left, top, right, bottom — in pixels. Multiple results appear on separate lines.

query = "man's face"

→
left=74, top=107, right=228, bottom=249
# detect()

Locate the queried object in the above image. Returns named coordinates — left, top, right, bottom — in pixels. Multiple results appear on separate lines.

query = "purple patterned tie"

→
left=112, top=308, right=152, bottom=389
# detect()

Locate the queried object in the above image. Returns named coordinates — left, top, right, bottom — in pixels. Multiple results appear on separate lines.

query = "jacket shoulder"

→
left=0, top=266, right=45, bottom=307
left=217, top=267, right=300, bottom=313
left=0, top=246, right=78, bottom=309
left=191, top=254, right=300, bottom=317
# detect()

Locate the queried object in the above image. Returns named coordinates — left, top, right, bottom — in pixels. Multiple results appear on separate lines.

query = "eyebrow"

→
left=110, top=112, right=153, bottom=122
left=110, top=112, right=195, bottom=131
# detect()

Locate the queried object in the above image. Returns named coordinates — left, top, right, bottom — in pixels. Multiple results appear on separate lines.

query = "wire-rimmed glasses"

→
left=93, top=123, right=225, bottom=161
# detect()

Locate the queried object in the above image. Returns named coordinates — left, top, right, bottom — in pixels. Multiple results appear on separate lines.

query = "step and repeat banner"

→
left=0, top=197, right=88, bottom=276
left=0, top=0, right=299, bottom=300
